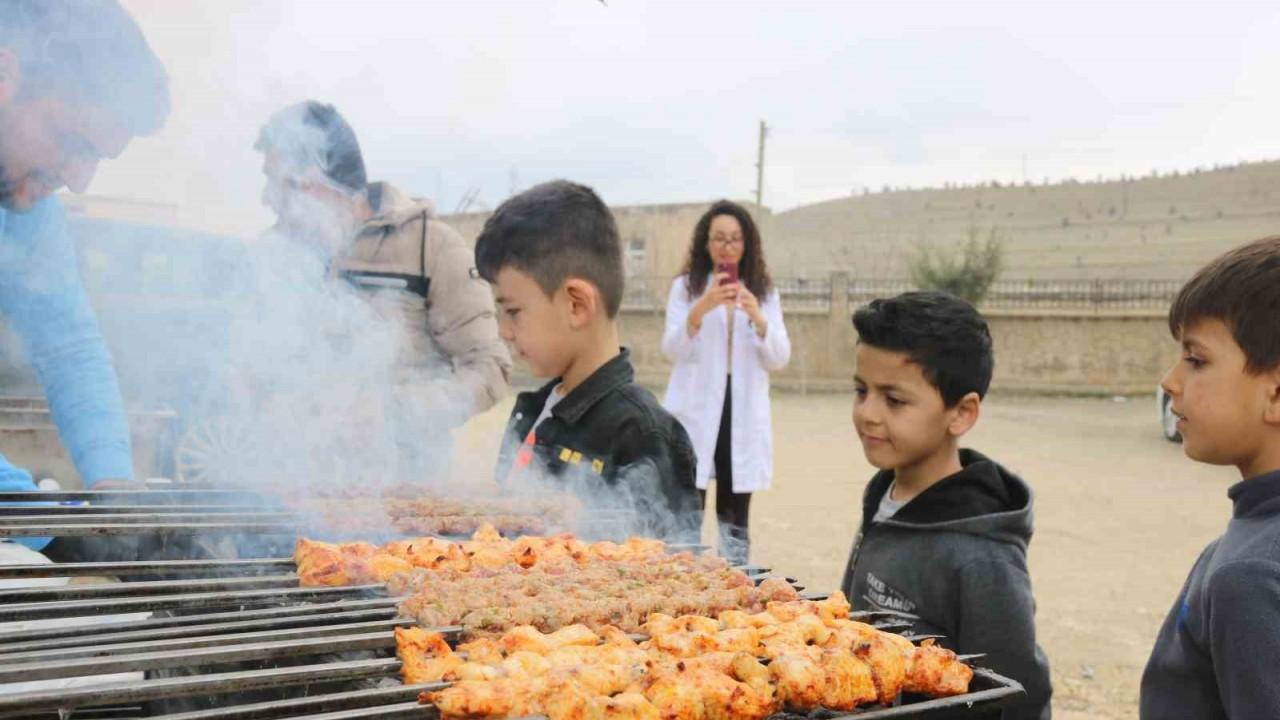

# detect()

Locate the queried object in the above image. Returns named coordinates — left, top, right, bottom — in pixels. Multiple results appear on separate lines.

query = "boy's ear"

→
left=562, top=278, right=599, bottom=329
left=947, top=391, right=982, bottom=437
left=1263, top=366, right=1280, bottom=426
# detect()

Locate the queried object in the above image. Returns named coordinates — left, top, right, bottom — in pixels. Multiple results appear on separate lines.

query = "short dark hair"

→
left=475, top=180, right=624, bottom=318
left=255, top=101, right=368, bottom=195
left=1168, top=235, right=1280, bottom=374
left=0, top=0, right=170, bottom=136
left=853, top=290, right=994, bottom=406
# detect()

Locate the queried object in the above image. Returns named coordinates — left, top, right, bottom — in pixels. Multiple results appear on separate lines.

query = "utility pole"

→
left=754, top=120, right=768, bottom=213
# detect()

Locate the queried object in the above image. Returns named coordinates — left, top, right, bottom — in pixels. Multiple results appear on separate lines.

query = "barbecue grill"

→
left=0, top=489, right=1025, bottom=719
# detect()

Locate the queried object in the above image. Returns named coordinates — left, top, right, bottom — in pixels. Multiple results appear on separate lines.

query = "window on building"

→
left=626, top=236, right=647, bottom=277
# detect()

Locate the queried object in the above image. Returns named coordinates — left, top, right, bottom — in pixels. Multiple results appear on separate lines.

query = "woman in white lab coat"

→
left=661, top=200, right=790, bottom=564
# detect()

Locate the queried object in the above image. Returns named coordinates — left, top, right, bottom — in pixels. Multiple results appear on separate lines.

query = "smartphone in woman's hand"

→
left=716, top=262, right=739, bottom=286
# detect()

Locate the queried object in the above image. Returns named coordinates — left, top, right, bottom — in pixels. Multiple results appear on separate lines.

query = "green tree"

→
left=909, top=225, right=1005, bottom=305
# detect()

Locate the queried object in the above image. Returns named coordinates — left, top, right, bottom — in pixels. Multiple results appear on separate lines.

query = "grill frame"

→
left=0, top=490, right=1024, bottom=719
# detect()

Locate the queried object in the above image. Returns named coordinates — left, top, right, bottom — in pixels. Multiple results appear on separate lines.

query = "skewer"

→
left=0, top=490, right=264, bottom=503
left=0, top=504, right=274, bottom=515
left=0, top=608, right=427, bottom=655
left=0, top=597, right=400, bottom=645
left=747, top=573, right=800, bottom=586
left=278, top=702, right=429, bottom=720
left=869, top=620, right=913, bottom=632
left=0, top=574, right=300, bottom=603
left=665, top=542, right=710, bottom=554
left=0, top=584, right=388, bottom=621
left=147, top=683, right=446, bottom=720
left=847, top=607, right=922, bottom=623
left=0, top=522, right=298, bottom=537
left=0, top=630, right=397, bottom=683
left=0, top=619, right=416, bottom=663
left=0, top=558, right=295, bottom=579
left=0, top=658, right=406, bottom=717
left=0, top=512, right=301, bottom=525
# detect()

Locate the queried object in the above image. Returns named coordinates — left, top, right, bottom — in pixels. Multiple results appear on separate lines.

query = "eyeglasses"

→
left=711, top=235, right=744, bottom=247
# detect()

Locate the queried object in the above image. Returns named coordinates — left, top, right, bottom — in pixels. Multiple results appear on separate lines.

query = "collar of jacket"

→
left=1229, top=468, right=1280, bottom=518
left=857, top=448, right=1034, bottom=548
left=530, top=348, right=635, bottom=426
left=362, top=181, right=436, bottom=231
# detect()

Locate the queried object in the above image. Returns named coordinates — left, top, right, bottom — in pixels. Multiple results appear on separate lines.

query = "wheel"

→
left=174, top=417, right=262, bottom=486
left=1160, top=392, right=1182, bottom=443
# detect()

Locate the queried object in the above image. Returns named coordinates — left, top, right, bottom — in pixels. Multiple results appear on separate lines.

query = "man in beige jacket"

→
left=252, top=101, right=511, bottom=484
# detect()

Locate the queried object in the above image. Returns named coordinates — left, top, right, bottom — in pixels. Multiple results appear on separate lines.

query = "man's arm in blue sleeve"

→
left=1, top=200, right=133, bottom=486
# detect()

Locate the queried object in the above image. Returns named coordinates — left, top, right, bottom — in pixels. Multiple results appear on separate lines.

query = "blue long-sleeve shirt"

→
left=1, top=196, right=134, bottom=549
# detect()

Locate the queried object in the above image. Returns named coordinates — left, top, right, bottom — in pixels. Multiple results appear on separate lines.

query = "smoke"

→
left=199, top=229, right=403, bottom=494
left=503, top=420, right=703, bottom=545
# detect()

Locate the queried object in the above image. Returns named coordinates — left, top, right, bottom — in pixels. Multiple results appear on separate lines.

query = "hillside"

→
left=769, top=160, right=1280, bottom=280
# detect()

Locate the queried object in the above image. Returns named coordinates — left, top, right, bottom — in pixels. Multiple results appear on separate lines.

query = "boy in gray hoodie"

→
left=840, top=291, right=1051, bottom=720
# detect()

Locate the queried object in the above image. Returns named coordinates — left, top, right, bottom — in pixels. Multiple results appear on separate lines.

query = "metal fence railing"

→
left=771, top=277, right=833, bottom=311
left=979, top=279, right=1182, bottom=310
left=622, top=275, right=1182, bottom=313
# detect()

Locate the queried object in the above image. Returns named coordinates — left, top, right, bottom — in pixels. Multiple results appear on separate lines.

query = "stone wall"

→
left=616, top=288, right=1174, bottom=396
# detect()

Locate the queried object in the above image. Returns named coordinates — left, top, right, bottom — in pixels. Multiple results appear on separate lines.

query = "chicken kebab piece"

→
left=642, top=591, right=973, bottom=704
left=294, top=524, right=672, bottom=586
left=396, top=592, right=975, bottom=720
left=400, top=625, right=774, bottom=720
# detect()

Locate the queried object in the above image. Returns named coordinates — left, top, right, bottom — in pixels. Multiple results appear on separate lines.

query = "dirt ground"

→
left=452, top=390, right=1236, bottom=720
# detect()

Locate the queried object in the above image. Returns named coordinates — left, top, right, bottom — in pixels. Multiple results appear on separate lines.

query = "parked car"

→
left=1157, top=386, right=1181, bottom=443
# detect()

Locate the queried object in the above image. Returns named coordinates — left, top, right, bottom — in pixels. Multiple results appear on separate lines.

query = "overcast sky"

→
left=99, top=0, right=1280, bottom=234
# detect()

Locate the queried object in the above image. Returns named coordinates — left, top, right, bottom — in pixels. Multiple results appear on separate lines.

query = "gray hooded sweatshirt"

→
left=840, top=448, right=1052, bottom=720
left=1140, top=469, right=1280, bottom=719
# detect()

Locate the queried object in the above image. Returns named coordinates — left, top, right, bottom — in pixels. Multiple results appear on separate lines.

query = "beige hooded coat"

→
left=328, top=182, right=511, bottom=474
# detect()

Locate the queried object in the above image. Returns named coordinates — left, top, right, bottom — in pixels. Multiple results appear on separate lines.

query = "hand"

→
left=735, top=285, right=767, bottom=336
left=693, top=274, right=739, bottom=317
left=687, top=275, right=738, bottom=336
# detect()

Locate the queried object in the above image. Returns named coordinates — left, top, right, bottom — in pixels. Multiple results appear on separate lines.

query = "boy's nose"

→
left=852, top=399, right=877, bottom=426
left=1159, top=362, right=1181, bottom=397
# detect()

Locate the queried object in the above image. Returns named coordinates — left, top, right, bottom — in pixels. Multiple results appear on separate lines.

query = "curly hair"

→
left=680, top=200, right=773, bottom=300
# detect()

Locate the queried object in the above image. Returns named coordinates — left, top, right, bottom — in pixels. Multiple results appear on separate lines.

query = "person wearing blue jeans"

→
left=0, top=1, right=170, bottom=560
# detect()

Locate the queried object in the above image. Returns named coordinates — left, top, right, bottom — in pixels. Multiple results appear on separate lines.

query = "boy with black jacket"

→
left=1139, top=236, right=1280, bottom=719
left=475, top=180, right=701, bottom=543
left=840, top=291, right=1052, bottom=720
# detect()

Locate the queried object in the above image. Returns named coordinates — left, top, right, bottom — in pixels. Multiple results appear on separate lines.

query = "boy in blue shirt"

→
left=1140, top=235, right=1280, bottom=719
